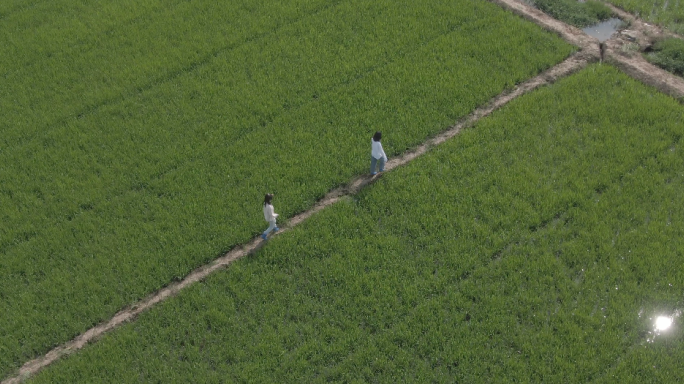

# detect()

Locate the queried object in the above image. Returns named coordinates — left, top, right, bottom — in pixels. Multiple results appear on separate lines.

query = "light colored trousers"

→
left=370, top=156, right=386, bottom=173
left=263, top=220, right=277, bottom=236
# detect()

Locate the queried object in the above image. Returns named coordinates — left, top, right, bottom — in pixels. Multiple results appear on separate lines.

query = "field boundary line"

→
left=602, top=4, right=684, bottom=99
left=603, top=2, right=684, bottom=41
left=2, top=51, right=595, bottom=384
left=4, top=0, right=345, bottom=153
left=484, top=0, right=684, bottom=378
left=0, top=0, right=349, bottom=259
left=491, top=0, right=684, bottom=99
left=489, top=0, right=601, bottom=54
left=0, top=1, right=467, bottom=259
left=604, top=46, right=684, bottom=99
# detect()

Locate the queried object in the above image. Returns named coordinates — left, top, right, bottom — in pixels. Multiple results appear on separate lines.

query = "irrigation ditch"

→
left=3, top=1, right=684, bottom=383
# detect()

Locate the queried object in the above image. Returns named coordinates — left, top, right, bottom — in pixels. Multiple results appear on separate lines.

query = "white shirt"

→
left=263, top=204, right=278, bottom=222
left=371, top=139, right=387, bottom=161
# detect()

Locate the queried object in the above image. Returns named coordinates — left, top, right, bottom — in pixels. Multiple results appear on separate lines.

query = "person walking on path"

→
left=370, top=131, right=388, bottom=175
left=261, top=193, right=279, bottom=240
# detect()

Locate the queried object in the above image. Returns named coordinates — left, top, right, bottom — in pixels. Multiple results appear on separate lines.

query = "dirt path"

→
left=5, top=2, right=684, bottom=383
left=2, top=52, right=594, bottom=384
left=491, top=0, right=601, bottom=53
left=602, top=4, right=684, bottom=99
left=493, top=0, right=684, bottom=99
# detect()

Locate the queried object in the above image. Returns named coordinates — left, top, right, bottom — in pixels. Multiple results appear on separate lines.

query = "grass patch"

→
left=646, top=37, right=684, bottom=77
left=0, top=0, right=574, bottom=379
left=29, top=65, right=684, bottom=383
left=531, top=0, right=613, bottom=28
left=606, top=0, right=684, bottom=34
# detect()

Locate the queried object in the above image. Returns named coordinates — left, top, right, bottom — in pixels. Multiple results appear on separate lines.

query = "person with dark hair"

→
left=261, top=193, right=279, bottom=240
left=370, top=131, right=388, bottom=175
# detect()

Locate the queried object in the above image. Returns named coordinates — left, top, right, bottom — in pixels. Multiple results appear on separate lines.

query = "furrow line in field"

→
left=9, top=0, right=345, bottom=150
left=2, top=51, right=594, bottom=384
left=483, top=1, right=684, bottom=378
left=496, top=128, right=681, bottom=288
left=0, top=0, right=345, bottom=255
left=579, top=134, right=684, bottom=381
left=333, top=210, right=575, bottom=371
left=0, top=9, right=472, bottom=263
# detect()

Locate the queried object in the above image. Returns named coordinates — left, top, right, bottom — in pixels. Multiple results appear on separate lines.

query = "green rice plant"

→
left=0, top=0, right=335, bottom=143
left=28, top=65, right=684, bottom=383
left=0, top=0, right=574, bottom=379
left=586, top=0, right=615, bottom=20
left=606, top=0, right=684, bottom=34
left=646, top=37, right=684, bottom=77
left=532, top=0, right=614, bottom=28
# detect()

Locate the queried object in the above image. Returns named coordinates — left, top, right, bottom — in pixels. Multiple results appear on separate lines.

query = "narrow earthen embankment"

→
left=493, top=0, right=684, bottom=99
left=490, top=0, right=601, bottom=55
left=2, top=51, right=594, bottom=384
left=602, top=4, right=684, bottom=99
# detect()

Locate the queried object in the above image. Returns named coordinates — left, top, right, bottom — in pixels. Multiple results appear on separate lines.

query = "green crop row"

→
left=28, top=65, right=684, bottom=383
left=0, top=0, right=573, bottom=379
left=0, top=0, right=333, bottom=138
left=605, top=0, right=684, bottom=34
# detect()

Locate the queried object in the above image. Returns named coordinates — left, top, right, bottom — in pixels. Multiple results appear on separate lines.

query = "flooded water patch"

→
left=583, top=18, right=622, bottom=42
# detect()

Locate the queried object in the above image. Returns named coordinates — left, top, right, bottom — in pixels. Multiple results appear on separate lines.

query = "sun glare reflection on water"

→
left=655, top=316, right=673, bottom=332
left=645, top=310, right=680, bottom=343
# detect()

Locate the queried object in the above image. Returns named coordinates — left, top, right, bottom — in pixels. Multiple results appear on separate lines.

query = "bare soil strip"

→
left=493, top=0, right=684, bottom=99
left=490, top=0, right=601, bottom=53
left=12, top=1, right=683, bottom=382
left=604, top=44, right=684, bottom=99
left=602, top=4, right=684, bottom=99
left=2, top=51, right=595, bottom=384
left=605, top=3, right=681, bottom=42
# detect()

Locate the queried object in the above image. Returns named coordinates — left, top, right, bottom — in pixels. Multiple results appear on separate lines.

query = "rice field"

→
left=27, top=65, right=684, bottom=383
left=0, top=0, right=574, bottom=379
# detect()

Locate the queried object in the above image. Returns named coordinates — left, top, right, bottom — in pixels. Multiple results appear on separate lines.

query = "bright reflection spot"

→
left=655, top=316, right=673, bottom=332
left=644, top=310, right=680, bottom=343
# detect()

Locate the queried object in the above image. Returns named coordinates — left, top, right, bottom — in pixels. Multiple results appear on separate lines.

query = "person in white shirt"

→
left=261, top=193, right=279, bottom=240
left=370, top=131, right=388, bottom=175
